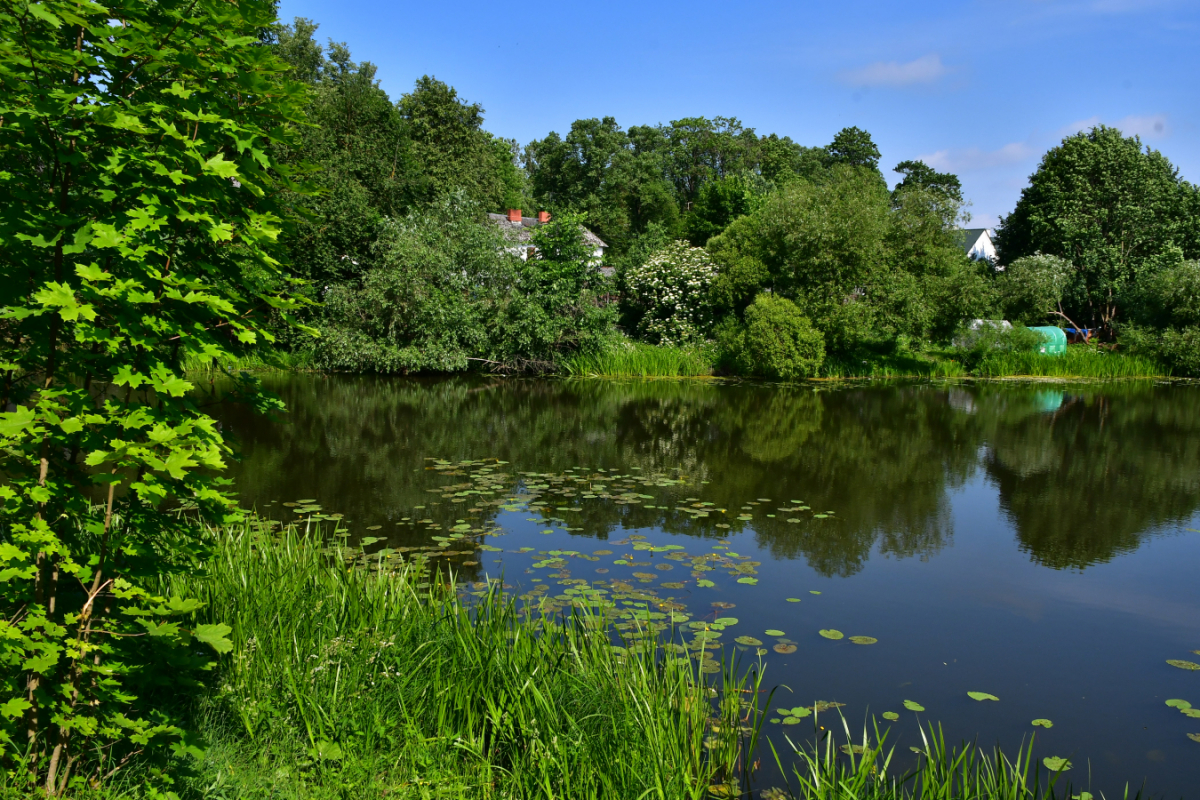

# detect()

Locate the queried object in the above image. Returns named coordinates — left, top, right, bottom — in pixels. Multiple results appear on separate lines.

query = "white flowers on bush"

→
left=624, top=241, right=717, bottom=346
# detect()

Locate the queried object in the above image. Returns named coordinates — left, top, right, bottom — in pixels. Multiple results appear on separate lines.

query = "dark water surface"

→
left=214, top=376, right=1200, bottom=797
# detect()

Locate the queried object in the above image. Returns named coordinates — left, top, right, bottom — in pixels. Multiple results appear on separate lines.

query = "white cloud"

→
left=917, top=141, right=1036, bottom=174
left=837, top=54, right=948, bottom=88
left=1061, top=113, right=1169, bottom=139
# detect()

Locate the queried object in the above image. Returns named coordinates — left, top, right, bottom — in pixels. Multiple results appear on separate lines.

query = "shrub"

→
left=719, top=295, right=825, bottom=379
left=953, top=322, right=1041, bottom=371
left=996, top=253, right=1071, bottom=326
left=622, top=240, right=718, bottom=345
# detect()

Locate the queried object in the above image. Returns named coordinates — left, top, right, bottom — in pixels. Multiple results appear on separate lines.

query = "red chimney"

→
left=506, top=209, right=522, bottom=222
left=538, top=211, right=551, bottom=223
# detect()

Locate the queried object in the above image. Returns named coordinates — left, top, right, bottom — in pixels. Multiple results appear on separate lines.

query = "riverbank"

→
left=18, top=520, right=1131, bottom=800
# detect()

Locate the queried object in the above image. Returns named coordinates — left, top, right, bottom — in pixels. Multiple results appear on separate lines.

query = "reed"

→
left=562, top=341, right=715, bottom=378
left=170, top=521, right=761, bottom=799
left=974, top=346, right=1163, bottom=379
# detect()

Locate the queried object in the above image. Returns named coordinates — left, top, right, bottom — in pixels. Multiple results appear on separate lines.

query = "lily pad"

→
left=735, top=636, right=763, bottom=646
left=839, top=744, right=867, bottom=755
left=786, top=598, right=802, bottom=603
left=1032, top=719, right=1053, bottom=728
left=1189, top=733, right=1200, bottom=743
left=696, top=580, right=715, bottom=588
left=1165, top=699, right=1192, bottom=709
left=765, top=629, right=785, bottom=637
left=1168, top=660, right=1200, bottom=671
left=819, top=629, right=844, bottom=640
left=882, top=711, right=899, bottom=721
left=848, top=636, right=877, bottom=645
left=773, top=643, right=798, bottom=654
left=1042, top=756, right=1072, bottom=772
left=968, top=692, right=999, bottom=702
left=737, top=577, right=758, bottom=585
left=714, top=617, right=739, bottom=626
left=1184, top=709, right=1200, bottom=719
left=903, top=700, right=925, bottom=712
left=781, top=716, right=803, bottom=725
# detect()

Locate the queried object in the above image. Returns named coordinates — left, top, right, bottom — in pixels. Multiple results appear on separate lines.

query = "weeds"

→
left=563, top=340, right=715, bottom=378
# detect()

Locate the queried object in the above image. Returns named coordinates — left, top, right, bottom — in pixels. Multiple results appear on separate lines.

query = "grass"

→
left=819, top=350, right=967, bottom=380
left=117, top=520, right=1148, bottom=799
left=974, top=345, right=1164, bottom=379
left=562, top=340, right=715, bottom=378
left=170, top=520, right=762, bottom=799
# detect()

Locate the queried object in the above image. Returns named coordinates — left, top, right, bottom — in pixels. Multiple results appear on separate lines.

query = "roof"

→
left=486, top=213, right=607, bottom=249
left=957, top=227, right=991, bottom=255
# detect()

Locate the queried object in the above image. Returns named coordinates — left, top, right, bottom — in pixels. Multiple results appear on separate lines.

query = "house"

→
left=486, top=210, right=610, bottom=274
left=958, top=228, right=997, bottom=262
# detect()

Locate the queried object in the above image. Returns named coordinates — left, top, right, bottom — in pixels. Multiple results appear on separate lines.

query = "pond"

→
left=212, top=375, right=1200, bottom=797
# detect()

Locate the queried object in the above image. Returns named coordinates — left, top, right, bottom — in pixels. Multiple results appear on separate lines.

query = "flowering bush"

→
left=623, top=241, right=718, bottom=345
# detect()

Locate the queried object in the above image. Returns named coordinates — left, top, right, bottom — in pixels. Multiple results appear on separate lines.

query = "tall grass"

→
left=975, top=346, right=1163, bottom=379
left=142, top=522, right=1151, bottom=799
left=820, top=352, right=967, bottom=379
left=563, top=341, right=714, bottom=378
left=172, top=521, right=762, bottom=799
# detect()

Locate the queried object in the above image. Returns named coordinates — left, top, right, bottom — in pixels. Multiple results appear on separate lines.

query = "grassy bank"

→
left=133, top=522, right=1134, bottom=799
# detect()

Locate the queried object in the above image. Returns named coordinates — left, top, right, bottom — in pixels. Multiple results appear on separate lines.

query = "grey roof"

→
left=957, top=227, right=991, bottom=254
left=486, top=213, right=607, bottom=249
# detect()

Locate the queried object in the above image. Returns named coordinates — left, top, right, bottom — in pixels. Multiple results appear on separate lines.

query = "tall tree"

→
left=994, top=125, right=1200, bottom=334
left=0, top=0, right=309, bottom=791
left=825, top=126, right=882, bottom=171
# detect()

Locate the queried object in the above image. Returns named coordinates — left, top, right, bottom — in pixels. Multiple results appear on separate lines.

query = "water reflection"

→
left=213, top=377, right=1200, bottom=576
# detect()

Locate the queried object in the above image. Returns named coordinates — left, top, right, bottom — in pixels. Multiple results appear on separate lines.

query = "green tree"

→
left=622, top=241, right=718, bottom=344
left=826, top=126, right=882, bottom=171
left=891, top=159, right=963, bottom=208
left=0, top=0, right=308, bottom=792
left=994, top=125, right=1200, bottom=335
left=996, top=254, right=1072, bottom=326
left=399, top=76, right=513, bottom=210
left=717, top=294, right=825, bottom=379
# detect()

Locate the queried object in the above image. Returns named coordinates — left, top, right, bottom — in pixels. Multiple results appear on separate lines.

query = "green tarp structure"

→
left=1029, top=326, right=1067, bottom=355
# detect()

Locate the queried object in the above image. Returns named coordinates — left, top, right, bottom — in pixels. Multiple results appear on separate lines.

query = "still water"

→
left=214, top=376, right=1200, bottom=797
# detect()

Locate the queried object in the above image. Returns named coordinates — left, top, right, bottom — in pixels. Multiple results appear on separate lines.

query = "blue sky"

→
left=278, top=0, right=1200, bottom=227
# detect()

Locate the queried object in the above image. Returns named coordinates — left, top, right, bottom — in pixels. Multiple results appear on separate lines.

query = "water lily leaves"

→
left=1184, top=708, right=1200, bottom=719
left=735, top=636, right=763, bottom=646
left=786, top=598, right=801, bottom=603
left=773, top=643, right=798, bottom=654
left=737, top=577, right=758, bottom=585
left=839, top=744, right=867, bottom=755
left=1042, top=756, right=1072, bottom=772
left=811, top=701, right=845, bottom=713
left=697, top=580, right=716, bottom=588
left=1032, top=719, right=1053, bottom=728
left=1168, top=660, right=1200, bottom=671
left=882, top=711, right=900, bottom=721
left=848, top=636, right=877, bottom=645
left=700, top=661, right=721, bottom=674
left=714, top=617, right=739, bottom=626
left=819, top=629, right=844, bottom=640
left=810, top=590, right=821, bottom=595
left=968, top=692, right=999, bottom=702
left=1188, top=733, right=1200, bottom=743
left=765, top=629, right=785, bottom=637
left=781, top=716, right=803, bottom=725
left=903, top=700, right=925, bottom=712
left=1166, top=699, right=1192, bottom=709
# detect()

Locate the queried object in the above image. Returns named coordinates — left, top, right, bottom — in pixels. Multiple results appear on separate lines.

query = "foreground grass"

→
left=171, top=523, right=758, bottom=799
left=130, top=522, right=1145, bottom=799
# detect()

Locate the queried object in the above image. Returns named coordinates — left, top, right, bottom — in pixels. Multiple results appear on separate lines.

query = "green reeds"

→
left=172, top=521, right=760, bottom=798
left=563, top=341, right=715, bottom=378
left=974, top=346, right=1163, bottom=379
left=767, top=715, right=1143, bottom=800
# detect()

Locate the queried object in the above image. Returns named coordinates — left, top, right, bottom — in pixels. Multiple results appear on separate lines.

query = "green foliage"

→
left=0, top=0, right=307, bottom=792
left=316, top=196, right=514, bottom=373
left=891, top=159, right=963, bottom=207
left=994, top=125, right=1200, bottom=334
left=826, top=126, right=882, bottom=172
left=973, top=344, right=1162, bottom=379
left=718, top=295, right=825, bottom=379
left=622, top=241, right=718, bottom=345
left=953, top=323, right=1041, bottom=372
left=317, top=202, right=613, bottom=373
left=997, top=254, right=1072, bottom=326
